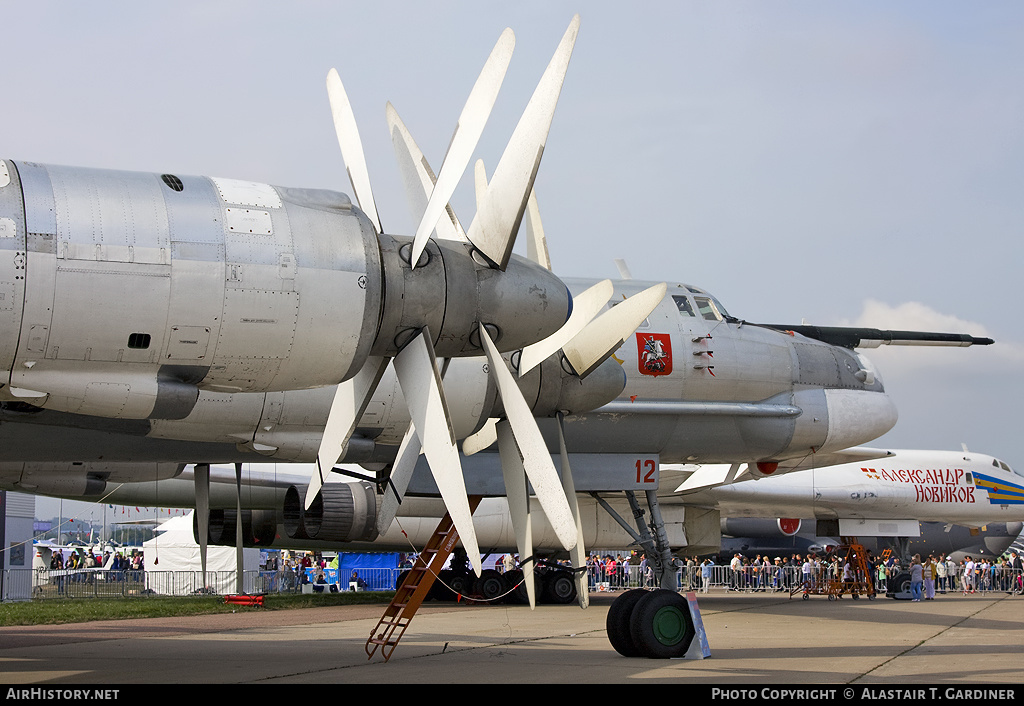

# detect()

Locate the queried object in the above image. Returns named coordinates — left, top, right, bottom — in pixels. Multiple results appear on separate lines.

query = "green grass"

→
left=0, top=591, right=397, bottom=627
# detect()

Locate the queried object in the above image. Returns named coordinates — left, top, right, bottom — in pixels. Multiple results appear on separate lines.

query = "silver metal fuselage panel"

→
left=0, top=161, right=381, bottom=419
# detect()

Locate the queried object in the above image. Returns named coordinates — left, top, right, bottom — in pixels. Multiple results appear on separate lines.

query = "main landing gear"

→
left=592, top=489, right=697, bottom=658
left=607, top=588, right=696, bottom=658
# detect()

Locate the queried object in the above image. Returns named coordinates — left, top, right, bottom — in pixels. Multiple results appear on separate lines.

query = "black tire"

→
left=629, top=589, right=696, bottom=659
left=606, top=588, right=648, bottom=657
left=474, top=569, right=507, bottom=600
left=543, top=570, right=577, bottom=605
left=887, top=571, right=911, bottom=599
left=502, top=569, right=530, bottom=605
left=448, top=572, right=474, bottom=598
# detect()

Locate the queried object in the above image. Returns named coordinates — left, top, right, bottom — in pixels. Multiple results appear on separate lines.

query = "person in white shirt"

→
left=962, top=556, right=976, bottom=594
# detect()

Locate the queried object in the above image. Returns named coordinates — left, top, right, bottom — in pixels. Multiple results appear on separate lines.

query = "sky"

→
left=4, top=1, right=1023, bottom=521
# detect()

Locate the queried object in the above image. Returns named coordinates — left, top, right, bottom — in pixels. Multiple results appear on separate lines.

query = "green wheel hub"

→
left=652, top=605, right=687, bottom=646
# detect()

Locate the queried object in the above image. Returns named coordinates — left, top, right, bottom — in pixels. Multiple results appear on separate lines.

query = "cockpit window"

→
left=994, top=459, right=1018, bottom=476
left=693, top=296, right=722, bottom=321
left=710, top=296, right=731, bottom=319
left=672, top=295, right=695, bottom=317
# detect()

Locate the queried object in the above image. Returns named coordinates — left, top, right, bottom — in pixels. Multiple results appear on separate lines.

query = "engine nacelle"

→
left=0, top=161, right=570, bottom=420
left=197, top=508, right=278, bottom=548
left=0, top=461, right=182, bottom=497
left=283, top=482, right=378, bottom=543
left=493, top=353, right=628, bottom=419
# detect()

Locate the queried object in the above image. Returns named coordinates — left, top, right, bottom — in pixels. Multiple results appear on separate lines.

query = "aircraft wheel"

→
left=606, top=589, right=648, bottom=657
left=629, top=589, right=695, bottom=659
left=543, top=570, right=577, bottom=605
left=888, top=571, right=911, bottom=599
left=449, top=571, right=474, bottom=597
left=501, top=569, right=528, bottom=604
left=474, top=569, right=507, bottom=600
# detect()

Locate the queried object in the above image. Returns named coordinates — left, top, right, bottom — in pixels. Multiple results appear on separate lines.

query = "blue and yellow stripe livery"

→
left=973, top=471, right=1024, bottom=505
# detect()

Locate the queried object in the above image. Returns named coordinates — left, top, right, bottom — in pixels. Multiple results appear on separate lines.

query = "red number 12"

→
left=635, top=459, right=655, bottom=483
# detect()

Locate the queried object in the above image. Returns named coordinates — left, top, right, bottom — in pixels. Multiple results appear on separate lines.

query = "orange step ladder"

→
left=366, top=496, right=482, bottom=662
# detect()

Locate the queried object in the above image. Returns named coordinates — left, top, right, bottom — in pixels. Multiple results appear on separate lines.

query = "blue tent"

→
left=306, top=553, right=400, bottom=591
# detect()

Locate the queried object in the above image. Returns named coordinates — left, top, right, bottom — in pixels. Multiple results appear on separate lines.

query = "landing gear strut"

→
left=593, top=490, right=696, bottom=658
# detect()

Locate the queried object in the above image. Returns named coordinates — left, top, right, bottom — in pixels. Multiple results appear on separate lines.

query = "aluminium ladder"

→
left=365, top=496, right=482, bottom=662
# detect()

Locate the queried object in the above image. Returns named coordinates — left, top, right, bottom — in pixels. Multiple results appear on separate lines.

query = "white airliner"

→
left=70, top=447, right=1022, bottom=557
left=671, top=447, right=1024, bottom=530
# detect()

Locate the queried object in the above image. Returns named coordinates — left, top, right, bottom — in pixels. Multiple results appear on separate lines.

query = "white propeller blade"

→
left=498, top=420, right=536, bottom=608
left=519, top=279, right=614, bottom=377
left=562, top=282, right=667, bottom=378
left=557, top=414, right=588, bottom=609
left=462, top=417, right=498, bottom=456
left=478, top=324, right=577, bottom=551
left=326, top=68, right=382, bottom=233
left=525, top=189, right=551, bottom=271
left=393, top=329, right=482, bottom=576
left=474, top=158, right=488, bottom=217
left=308, top=357, right=389, bottom=509
left=376, top=424, right=422, bottom=534
left=410, top=28, right=515, bottom=267
left=474, top=158, right=550, bottom=270
left=387, top=103, right=465, bottom=242
left=466, top=14, right=580, bottom=270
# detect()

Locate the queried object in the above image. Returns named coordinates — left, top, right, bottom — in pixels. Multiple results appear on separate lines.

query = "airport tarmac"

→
left=0, top=591, right=1021, bottom=686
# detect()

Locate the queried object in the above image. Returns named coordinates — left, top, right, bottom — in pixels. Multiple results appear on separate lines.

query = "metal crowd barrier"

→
left=589, top=564, right=1024, bottom=594
left=4, top=568, right=404, bottom=600
left=6, top=565, right=1021, bottom=601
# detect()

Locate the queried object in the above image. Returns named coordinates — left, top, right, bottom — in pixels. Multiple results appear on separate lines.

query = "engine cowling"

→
left=0, top=161, right=570, bottom=420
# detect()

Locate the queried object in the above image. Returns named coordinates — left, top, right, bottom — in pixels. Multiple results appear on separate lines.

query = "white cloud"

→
left=840, top=299, right=1024, bottom=377
left=844, top=299, right=990, bottom=335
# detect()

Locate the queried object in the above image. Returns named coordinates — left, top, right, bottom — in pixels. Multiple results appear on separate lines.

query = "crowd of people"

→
left=48, top=548, right=144, bottom=573
left=581, top=548, right=1024, bottom=596
left=45, top=548, right=146, bottom=595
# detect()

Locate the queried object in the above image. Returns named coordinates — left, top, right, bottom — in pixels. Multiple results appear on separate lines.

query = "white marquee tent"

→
left=143, top=512, right=260, bottom=595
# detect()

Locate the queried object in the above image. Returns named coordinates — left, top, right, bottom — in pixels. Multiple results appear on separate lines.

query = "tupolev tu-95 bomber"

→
left=0, top=14, right=999, bottom=661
